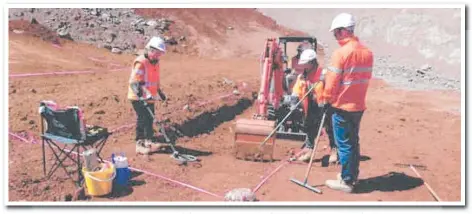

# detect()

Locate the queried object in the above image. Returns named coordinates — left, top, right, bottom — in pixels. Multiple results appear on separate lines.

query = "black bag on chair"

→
left=39, top=100, right=110, bottom=187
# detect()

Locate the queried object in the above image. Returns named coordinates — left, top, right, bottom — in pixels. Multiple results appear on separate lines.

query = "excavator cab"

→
left=278, top=37, right=318, bottom=94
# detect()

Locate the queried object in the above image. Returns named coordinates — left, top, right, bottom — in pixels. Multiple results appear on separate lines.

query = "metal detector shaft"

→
left=142, top=101, right=197, bottom=163
left=143, top=102, right=171, bottom=143
left=259, top=83, right=317, bottom=148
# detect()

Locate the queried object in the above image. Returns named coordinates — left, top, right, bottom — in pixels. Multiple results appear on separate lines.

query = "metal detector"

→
left=142, top=101, right=198, bottom=163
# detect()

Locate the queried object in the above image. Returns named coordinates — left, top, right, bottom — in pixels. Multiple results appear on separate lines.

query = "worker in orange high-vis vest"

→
left=320, top=13, right=373, bottom=193
left=290, top=48, right=329, bottom=162
left=128, top=36, right=168, bottom=156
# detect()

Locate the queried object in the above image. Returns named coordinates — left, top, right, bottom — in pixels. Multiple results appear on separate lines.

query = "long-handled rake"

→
left=258, top=84, right=316, bottom=149
left=142, top=101, right=198, bottom=163
left=289, top=110, right=327, bottom=194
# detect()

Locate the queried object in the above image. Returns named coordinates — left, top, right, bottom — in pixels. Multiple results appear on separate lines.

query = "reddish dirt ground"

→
left=8, top=11, right=461, bottom=203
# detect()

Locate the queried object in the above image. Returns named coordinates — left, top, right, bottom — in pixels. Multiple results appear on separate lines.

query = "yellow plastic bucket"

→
left=82, top=162, right=116, bottom=196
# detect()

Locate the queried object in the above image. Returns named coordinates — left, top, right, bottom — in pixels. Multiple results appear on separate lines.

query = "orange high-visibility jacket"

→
left=291, top=66, right=324, bottom=116
left=127, top=55, right=161, bottom=103
left=323, top=36, right=373, bottom=112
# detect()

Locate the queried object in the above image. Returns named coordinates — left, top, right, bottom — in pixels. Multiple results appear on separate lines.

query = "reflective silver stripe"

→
left=135, top=69, right=145, bottom=75
left=328, top=66, right=343, bottom=73
left=345, top=66, right=372, bottom=73
left=143, top=63, right=148, bottom=83
left=341, top=79, right=370, bottom=85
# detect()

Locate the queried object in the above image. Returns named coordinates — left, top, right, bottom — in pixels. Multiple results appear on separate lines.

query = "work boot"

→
left=328, top=148, right=338, bottom=164
left=136, top=139, right=151, bottom=155
left=297, top=148, right=314, bottom=162
left=325, top=174, right=354, bottom=193
left=144, top=139, right=168, bottom=153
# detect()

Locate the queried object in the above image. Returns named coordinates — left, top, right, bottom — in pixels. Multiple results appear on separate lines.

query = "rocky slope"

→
left=258, top=8, right=462, bottom=91
left=9, top=8, right=305, bottom=58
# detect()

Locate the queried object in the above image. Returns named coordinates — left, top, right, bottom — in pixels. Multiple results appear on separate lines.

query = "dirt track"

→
left=8, top=9, right=461, bottom=202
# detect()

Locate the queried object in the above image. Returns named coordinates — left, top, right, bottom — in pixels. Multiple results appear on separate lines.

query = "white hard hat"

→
left=298, top=49, right=317, bottom=65
left=146, top=36, right=166, bottom=52
left=329, top=13, right=356, bottom=32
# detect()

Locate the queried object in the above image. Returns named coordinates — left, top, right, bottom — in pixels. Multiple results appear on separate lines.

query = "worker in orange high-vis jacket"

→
left=290, top=48, right=327, bottom=162
left=292, top=49, right=337, bottom=163
left=128, top=36, right=168, bottom=156
left=320, top=13, right=373, bottom=193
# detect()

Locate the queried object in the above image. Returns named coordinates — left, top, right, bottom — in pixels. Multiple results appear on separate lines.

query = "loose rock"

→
left=111, top=47, right=122, bottom=54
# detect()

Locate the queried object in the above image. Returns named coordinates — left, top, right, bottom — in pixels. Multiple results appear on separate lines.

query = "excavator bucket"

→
left=233, top=119, right=276, bottom=161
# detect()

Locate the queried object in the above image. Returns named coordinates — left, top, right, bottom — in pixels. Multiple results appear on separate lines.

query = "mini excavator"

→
left=233, top=36, right=321, bottom=161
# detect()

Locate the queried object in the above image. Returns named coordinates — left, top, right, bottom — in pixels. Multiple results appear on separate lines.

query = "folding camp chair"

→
left=39, top=100, right=110, bottom=187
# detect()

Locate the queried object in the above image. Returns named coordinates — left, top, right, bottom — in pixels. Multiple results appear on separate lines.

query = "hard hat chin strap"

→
left=149, top=59, right=159, bottom=65
left=144, top=50, right=160, bottom=65
left=308, top=59, right=319, bottom=71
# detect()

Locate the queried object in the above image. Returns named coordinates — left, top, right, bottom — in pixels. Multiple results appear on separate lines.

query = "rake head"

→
left=290, top=178, right=322, bottom=194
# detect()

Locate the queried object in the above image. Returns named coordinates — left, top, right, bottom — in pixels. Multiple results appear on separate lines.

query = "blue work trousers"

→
left=331, top=108, right=364, bottom=184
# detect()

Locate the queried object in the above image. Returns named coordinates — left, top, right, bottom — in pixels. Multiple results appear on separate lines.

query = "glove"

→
left=318, top=102, right=331, bottom=111
left=290, top=105, right=299, bottom=111
left=138, top=94, right=150, bottom=100
left=289, top=95, right=299, bottom=111
left=158, top=90, right=167, bottom=101
left=138, top=97, right=149, bottom=106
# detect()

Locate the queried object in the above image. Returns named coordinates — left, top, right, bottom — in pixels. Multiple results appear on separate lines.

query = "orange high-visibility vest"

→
left=127, top=55, right=161, bottom=103
left=291, top=66, right=324, bottom=116
left=323, top=36, right=373, bottom=112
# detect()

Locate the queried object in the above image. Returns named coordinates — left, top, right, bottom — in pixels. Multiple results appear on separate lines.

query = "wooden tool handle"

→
left=303, top=112, right=326, bottom=183
left=410, top=165, right=442, bottom=202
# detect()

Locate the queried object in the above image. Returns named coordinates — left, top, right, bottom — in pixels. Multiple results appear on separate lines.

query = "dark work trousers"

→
left=131, top=100, right=155, bottom=141
left=303, top=96, right=322, bottom=149
left=304, top=98, right=336, bottom=150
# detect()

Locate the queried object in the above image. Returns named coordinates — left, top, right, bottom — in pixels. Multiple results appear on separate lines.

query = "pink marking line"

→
left=195, top=82, right=249, bottom=107
left=195, top=93, right=234, bottom=107
left=109, top=63, right=123, bottom=67
left=9, top=66, right=128, bottom=78
left=109, top=67, right=128, bottom=72
left=9, top=131, right=38, bottom=144
left=127, top=165, right=224, bottom=199
left=10, top=79, right=256, bottom=199
left=88, top=57, right=109, bottom=63
left=9, top=70, right=96, bottom=78
left=112, top=81, right=250, bottom=134
left=52, top=44, right=62, bottom=49
left=58, top=144, right=223, bottom=199
left=110, top=123, right=135, bottom=133
left=252, top=150, right=305, bottom=193
left=11, top=135, right=223, bottom=199
left=9, top=132, right=31, bottom=143
left=10, top=48, right=127, bottom=78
